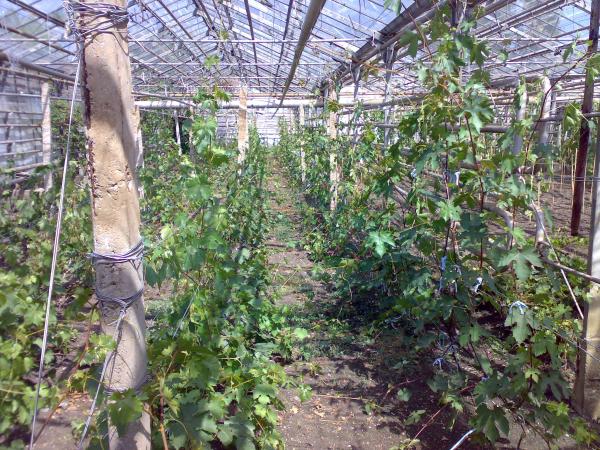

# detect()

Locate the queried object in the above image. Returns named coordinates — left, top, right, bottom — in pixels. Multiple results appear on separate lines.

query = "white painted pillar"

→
left=298, top=104, right=306, bottom=184
left=173, top=110, right=181, bottom=153
left=41, top=81, right=52, bottom=190
left=327, top=86, right=339, bottom=211
left=188, top=106, right=194, bottom=155
left=538, top=76, right=552, bottom=149
left=513, top=83, right=528, bottom=156
left=237, top=86, right=248, bottom=169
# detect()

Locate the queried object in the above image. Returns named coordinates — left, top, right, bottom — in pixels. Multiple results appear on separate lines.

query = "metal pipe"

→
left=277, top=0, right=327, bottom=107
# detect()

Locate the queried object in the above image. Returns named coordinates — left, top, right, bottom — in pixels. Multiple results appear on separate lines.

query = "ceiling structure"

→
left=0, top=0, right=596, bottom=105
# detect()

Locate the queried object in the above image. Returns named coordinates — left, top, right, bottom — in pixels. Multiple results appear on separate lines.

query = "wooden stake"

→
left=81, top=0, right=150, bottom=447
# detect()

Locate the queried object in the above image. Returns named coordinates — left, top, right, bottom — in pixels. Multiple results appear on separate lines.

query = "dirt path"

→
left=265, top=164, right=478, bottom=450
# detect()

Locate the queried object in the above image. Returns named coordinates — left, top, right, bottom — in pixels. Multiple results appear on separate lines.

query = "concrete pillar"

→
left=173, top=110, right=181, bottom=152
left=237, top=86, right=248, bottom=168
left=327, top=85, right=339, bottom=211
left=81, top=0, right=150, bottom=447
left=298, top=104, right=306, bottom=184
left=41, top=81, right=52, bottom=190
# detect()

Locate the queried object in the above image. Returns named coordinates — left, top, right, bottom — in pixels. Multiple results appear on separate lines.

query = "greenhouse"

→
left=3, top=0, right=600, bottom=448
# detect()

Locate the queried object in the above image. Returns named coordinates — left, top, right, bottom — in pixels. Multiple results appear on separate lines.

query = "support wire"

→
left=29, top=51, right=83, bottom=450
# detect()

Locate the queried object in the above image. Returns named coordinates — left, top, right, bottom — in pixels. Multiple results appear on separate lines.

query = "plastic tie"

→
left=509, top=300, right=528, bottom=315
left=471, top=276, right=483, bottom=293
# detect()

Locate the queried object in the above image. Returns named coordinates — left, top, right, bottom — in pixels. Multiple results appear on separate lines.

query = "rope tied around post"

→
left=65, top=1, right=130, bottom=41
left=77, top=240, right=146, bottom=447
left=89, top=240, right=144, bottom=311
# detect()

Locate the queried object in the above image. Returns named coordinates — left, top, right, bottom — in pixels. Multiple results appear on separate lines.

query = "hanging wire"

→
left=29, top=42, right=84, bottom=450
left=76, top=310, right=126, bottom=449
left=448, top=429, right=476, bottom=450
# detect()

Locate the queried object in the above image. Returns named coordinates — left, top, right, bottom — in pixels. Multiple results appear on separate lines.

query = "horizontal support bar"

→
left=0, top=138, right=41, bottom=144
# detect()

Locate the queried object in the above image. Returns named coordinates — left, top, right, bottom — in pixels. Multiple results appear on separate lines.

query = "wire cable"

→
left=29, top=49, right=83, bottom=450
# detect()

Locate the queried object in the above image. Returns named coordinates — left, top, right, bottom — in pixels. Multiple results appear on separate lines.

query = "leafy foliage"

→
left=88, top=88, right=294, bottom=449
left=277, top=7, right=594, bottom=447
left=0, top=101, right=91, bottom=445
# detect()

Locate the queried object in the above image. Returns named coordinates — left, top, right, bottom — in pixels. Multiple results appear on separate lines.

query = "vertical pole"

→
left=538, top=76, right=552, bottom=149
left=298, top=104, right=306, bottom=184
left=173, top=110, right=181, bottom=152
left=572, top=0, right=600, bottom=236
left=134, top=105, right=144, bottom=200
left=575, top=117, right=600, bottom=418
left=237, top=86, right=248, bottom=169
left=327, top=84, right=339, bottom=211
left=188, top=105, right=194, bottom=155
left=535, top=76, right=552, bottom=173
left=512, top=83, right=528, bottom=156
left=41, top=81, right=52, bottom=190
left=81, top=0, right=150, bottom=447
left=382, top=47, right=396, bottom=147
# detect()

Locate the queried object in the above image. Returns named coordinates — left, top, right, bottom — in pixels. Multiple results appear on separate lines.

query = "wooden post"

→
left=237, top=86, right=248, bottom=169
left=41, top=81, right=52, bottom=190
left=81, top=0, right=150, bottom=447
left=173, top=110, right=181, bottom=152
left=575, top=117, right=600, bottom=418
left=298, top=104, right=306, bottom=184
left=572, top=0, right=600, bottom=236
left=327, top=85, right=339, bottom=211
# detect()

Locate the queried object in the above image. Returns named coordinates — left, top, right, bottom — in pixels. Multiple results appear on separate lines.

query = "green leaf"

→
left=498, top=247, right=542, bottom=281
left=396, top=388, right=412, bottom=402
left=438, top=200, right=462, bottom=222
left=365, top=231, right=395, bottom=257
left=498, top=49, right=508, bottom=63
left=293, top=327, right=309, bottom=340
left=397, top=31, right=420, bottom=58
left=107, top=390, right=143, bottom=437
left=404, top=409, right=425, bottom=425
left=504, top=306, right=532, bottom=344
left=472, top=404, right=509, bottom=442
